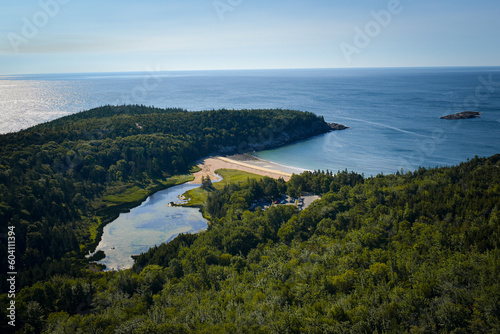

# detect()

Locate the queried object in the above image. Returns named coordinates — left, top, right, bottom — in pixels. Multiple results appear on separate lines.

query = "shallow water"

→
left=93, top=182, right=207, bottom=270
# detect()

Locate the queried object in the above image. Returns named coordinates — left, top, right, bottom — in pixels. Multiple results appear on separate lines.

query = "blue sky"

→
left=1, top=0, right=499, bottom=75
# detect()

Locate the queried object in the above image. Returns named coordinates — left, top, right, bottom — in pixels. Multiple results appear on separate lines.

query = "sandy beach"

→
left=191, top=154, right=304, bottom=183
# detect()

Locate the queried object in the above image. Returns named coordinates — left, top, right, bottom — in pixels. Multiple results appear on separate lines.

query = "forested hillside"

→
left=4, top=155, right=499, bottom=333
left=0, top=105, right=331, bottom=291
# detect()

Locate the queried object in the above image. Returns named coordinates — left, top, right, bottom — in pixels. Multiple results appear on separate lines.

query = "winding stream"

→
left=93, top=182, right=207, bottom=271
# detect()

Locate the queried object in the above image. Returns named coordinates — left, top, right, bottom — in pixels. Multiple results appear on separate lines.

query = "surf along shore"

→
left=190, top=154, right=305, bottom=183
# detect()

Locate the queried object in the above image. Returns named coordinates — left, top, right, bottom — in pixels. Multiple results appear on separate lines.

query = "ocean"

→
left=1, top=67, right=499, bottom=175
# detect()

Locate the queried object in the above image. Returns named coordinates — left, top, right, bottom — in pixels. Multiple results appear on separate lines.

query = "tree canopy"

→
left=2, top=152, right=499, bottom=333
left=0, top=105, right=331, bottom=291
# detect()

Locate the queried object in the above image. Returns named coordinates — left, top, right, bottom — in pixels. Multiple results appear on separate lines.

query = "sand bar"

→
left=191, top=154, right=305, bottom=183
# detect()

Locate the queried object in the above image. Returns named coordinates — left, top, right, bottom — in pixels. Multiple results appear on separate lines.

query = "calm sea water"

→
left=1, top=67, right=499, bottom=175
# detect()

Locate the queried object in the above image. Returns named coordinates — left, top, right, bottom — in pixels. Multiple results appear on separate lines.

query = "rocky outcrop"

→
left=328, top=122, right=349, bottom=130
left=440, top=111, right=481, bottom=119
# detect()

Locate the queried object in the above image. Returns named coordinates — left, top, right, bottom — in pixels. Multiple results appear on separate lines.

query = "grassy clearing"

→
left=101, top=174, right=194, bottom=205
left=88, top=218, right=100, bottom=243
left=102, top=185, right=149, bottom=204
left=183, top=169, right=264, bottom=207
left=161, top=174, right=194, bottom=187
left=189, top=165, right=202, bottom=173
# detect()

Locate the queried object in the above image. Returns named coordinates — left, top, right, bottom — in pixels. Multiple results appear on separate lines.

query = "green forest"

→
left=0, top=105, right=331, bottom=291
left=1, top=106, right=499, bottom=333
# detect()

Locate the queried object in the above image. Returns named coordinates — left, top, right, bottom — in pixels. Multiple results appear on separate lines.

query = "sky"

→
left=0, top=0, right=499, bottom=75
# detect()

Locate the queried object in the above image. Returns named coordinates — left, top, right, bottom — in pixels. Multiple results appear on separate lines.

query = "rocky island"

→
left=440, top=111, right=481, bottom=119
left=327, top=122, right=350, bottom=130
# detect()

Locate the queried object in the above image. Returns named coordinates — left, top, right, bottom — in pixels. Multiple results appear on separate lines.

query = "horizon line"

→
left=2, top=65, right=500, bottom=77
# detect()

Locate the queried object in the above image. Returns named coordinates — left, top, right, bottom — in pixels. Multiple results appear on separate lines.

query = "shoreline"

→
left=191, top=154, right=305, bottom=183
left=89, top=154, right=305, bottom=269
left=249, top=153, right=310, bottom=174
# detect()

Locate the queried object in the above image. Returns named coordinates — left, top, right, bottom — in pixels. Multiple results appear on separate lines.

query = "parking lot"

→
left=250, top=193, right=321, bottom=211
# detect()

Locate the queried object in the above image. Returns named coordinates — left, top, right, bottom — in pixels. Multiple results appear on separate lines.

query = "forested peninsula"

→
left=1, top=105, right=499, bottom=333
left=0, top=105, right=331, bottom=289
